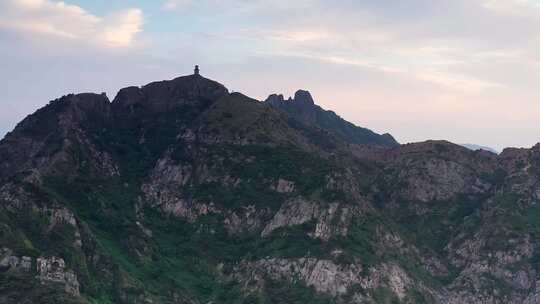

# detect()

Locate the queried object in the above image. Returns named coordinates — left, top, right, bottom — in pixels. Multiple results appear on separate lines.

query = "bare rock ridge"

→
left=2, top=71, right=540, bottom=304
left=264, top=89, right=398, bottom=147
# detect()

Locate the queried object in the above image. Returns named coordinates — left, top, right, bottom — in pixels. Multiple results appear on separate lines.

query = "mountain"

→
left=1, top=72, right=540, bottom=304
left=460, top=143, right=499, bottom=154
left=264, top=91, right=398, bottom=147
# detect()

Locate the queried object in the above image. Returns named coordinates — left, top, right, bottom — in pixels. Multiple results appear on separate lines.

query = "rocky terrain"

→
left=1, top=72, right=540, bottom=303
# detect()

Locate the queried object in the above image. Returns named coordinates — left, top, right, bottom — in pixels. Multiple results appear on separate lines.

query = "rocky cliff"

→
left=0, top=73, right=539, bottom=303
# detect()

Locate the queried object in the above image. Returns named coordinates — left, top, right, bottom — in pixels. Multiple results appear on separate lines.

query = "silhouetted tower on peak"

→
left=194, top=65, right=200, bottom=75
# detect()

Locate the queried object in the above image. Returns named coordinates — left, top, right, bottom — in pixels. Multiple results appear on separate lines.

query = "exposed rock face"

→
left=1, top=248, right=81, bottom=298
left=394, top=155, right=489, bottom=202
left=36, top=256, right=80, bottom=296
left=261, top=198, right=320, bottom=236
left=237, top=258, right=364, bottom=296
left=0, top=248, right=32, bottom=272
left=43, top=207, right=78, bottom=229
left=261, top=199, right=357, bottom=240
left=235, top=258, right=417, bottom=301
left=273, top=178, right=295, bottom=193
left=375, top=141, right=498, bottom=203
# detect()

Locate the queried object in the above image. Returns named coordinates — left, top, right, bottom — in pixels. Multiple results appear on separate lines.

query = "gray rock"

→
left=36, top=256, right=80, bottom=296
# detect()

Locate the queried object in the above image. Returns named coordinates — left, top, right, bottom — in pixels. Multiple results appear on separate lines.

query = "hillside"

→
left=1, top=73, right=540, bottom=304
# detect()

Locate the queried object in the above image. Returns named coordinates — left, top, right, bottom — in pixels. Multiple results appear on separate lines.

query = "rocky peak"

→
left=264, top=90, right=315, bottom=110
left=65, top=92, right=110, bottom=112
left=1, top=92, right=111, bottom=145
left=264, top=89, right=398, bottom=147
left=9, top=93, right=111, bottom=135
left=112, top=86, right=145, bottom=110
left=144, top=74, right=228, bottom=103
left=265, top=93, right=286, bottom=106
left=293, top=89, right=315, bottom=106
left=55, top=93, right=112, bottom=129
left=112, top=74, right=229, bottom=113
left=0, top=92, right=118, bottom=182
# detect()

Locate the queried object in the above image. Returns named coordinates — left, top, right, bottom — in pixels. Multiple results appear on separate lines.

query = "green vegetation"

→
left=251, top=221, right=328, bottom=260
left=386, top=195, right=486, bottom=255
left=333, top=213, right=380, bottom=268
left=170, top=143, right=348, bottom=211
left=371, top=287, right=400, bottom=304
left=256, top=278, right=333, bottom=304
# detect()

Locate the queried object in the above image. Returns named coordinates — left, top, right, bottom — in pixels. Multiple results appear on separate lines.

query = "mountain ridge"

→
left=264, top=90, right=398, bottom=147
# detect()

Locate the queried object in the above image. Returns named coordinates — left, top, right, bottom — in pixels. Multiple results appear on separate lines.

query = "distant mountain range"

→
left=460, top=143, right=499, bottom=154
left=1, top=72, right=540, bottom=304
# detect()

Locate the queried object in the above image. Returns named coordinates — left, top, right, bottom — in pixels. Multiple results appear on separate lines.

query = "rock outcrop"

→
left=36, top=256, right=80, bottom=296
left=0, top=248, right=32, bottom=272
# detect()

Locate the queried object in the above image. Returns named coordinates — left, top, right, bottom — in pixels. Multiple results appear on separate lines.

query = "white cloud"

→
left=0, top=0, right=143, bottom=48
left=102, top=9, right=143, bottom=47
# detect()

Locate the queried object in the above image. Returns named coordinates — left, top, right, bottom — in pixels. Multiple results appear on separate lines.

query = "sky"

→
left=1, top=0, right=540, bottom=151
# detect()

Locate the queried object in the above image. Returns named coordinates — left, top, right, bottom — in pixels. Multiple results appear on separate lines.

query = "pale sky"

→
left=1, top=0, right=540, bottom=151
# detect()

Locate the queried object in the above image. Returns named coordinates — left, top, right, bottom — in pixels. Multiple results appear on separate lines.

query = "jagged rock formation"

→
left=264, top=90, right=398, bottom=147
left=1, top=73, right=540, bottom=303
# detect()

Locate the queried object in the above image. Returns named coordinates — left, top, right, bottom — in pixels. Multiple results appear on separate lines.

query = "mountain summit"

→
left=1, top=73, right=540, bottom=304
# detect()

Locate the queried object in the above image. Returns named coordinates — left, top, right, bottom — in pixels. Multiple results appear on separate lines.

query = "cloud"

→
left=0, top=0, right=143, bottom=48
left=162, top=0, right=192, bottom=10
left=482, top=0, right=540, bottom=14
left=267, top=29, right=330, bottom=42
left=205, top=0, right=540, bottom=93
left=268, top=50, right=503, bottom=92
left=102, top=9, right=143, bottom=47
